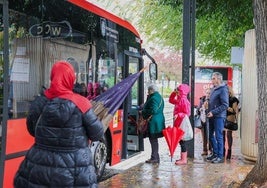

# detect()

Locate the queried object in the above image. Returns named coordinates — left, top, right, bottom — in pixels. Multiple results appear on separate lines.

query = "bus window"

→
left=129, top=56, right=139, bottom=106
left=98, top=57, right=116, bottom=91
left=149, top=63, right=158, bottom=81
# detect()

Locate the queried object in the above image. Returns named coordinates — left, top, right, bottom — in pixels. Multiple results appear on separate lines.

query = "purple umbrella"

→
left=91, top=69, right=145, bottom=130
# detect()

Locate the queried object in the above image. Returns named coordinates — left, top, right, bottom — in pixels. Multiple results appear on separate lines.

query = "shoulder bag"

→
left=180, top=115, right=193, bottom=141
left=137, top=98, right=163, bottom=134
left=224, top=115, right=238, bottom=131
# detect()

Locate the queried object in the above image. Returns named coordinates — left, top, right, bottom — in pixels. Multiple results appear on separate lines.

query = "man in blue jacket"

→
left=206, top=72, right=229, bottom=163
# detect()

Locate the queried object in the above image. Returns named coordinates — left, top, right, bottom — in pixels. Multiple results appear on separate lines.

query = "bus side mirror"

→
left=149, top=63, right=158, bottom=81
left=141, top=48, right=158, bottom=81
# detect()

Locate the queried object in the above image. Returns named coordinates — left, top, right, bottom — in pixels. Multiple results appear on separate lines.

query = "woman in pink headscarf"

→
left=169, top=84, right=191, bottom=165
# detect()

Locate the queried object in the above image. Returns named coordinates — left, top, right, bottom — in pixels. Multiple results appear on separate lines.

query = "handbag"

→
left=137, top=98, right=163, bottom=134
left=137, top=115, right=152, bottom=134
left=194, top=115, right=202, bottom=128
left=180, top=115, right=193, bottom=141
left=224, top=117, right=238, bottom=131
left=199, top=107, right=206, bottom=123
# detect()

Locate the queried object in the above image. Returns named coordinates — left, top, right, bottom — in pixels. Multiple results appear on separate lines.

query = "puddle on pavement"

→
left=99, top=159, right=254, bottom=188
left=99, top=129, right=255, bottom=187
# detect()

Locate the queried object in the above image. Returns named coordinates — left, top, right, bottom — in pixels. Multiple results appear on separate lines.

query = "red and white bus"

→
left=194, top=65, right=233, bottom=106
left=0, top=1, right=157, bottom=187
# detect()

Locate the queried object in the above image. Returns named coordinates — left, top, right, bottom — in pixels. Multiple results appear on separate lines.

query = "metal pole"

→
left=182, top=0, right=196, bottom=158
left=0, top=0, right=9, bottom=186
left=190, top=0, right=196, bottom=158
left=182, top=0, right=193, bottom=158
left=182, top=0, right=190, bottom=86
left=191, top=0, right=196, bottom=115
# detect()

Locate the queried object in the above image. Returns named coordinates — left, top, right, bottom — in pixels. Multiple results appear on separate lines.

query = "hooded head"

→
left=46, top=61, right=76, bottom=97
left=44, top=61, right=91, bottom=113
left=177, top=84, right=190, bottom=97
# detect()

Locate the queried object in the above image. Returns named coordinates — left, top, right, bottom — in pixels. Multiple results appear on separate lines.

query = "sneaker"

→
left=207, top=153, right=213, bottom=157
left=206, top=154, right=217, bottom=161
left=212, top=157, right=224, bottom=164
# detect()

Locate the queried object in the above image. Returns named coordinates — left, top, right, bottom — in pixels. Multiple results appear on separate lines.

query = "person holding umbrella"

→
left=169, top=84, right=191, bottom=165
left=142, top=84, right=165, bottom=164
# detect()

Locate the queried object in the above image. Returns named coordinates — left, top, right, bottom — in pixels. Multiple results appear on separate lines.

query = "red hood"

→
left=45, top=61, right=91, bottom=113
left=45, top=61, right=75, bottom=97
left=178, top=84, right=190, bottom=97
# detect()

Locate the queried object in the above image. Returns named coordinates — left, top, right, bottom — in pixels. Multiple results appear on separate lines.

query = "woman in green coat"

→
left=142, top=84, right=165, bottom=164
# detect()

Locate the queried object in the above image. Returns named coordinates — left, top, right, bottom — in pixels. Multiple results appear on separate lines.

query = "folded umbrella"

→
left=162, top=126, right=184, bottom=162
left=91, top=68, right=145, bottom=131
left=174, top=112, right=186, bottom=128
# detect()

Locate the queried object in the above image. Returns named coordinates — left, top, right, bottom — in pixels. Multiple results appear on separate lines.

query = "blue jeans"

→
left=208, top=117, right=225, bottom=158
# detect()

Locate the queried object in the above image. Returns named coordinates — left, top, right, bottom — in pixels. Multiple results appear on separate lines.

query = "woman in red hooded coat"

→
left=169, top=84, right=191, bottom=165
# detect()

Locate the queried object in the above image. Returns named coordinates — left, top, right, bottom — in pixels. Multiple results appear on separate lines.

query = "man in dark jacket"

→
left=206, top=72, right=229, bottom=164
left=14, top=61, right=104, bottom=187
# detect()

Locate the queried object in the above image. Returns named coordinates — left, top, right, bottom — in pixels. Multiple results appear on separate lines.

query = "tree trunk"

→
left=241, top=0, right=267, bottom=187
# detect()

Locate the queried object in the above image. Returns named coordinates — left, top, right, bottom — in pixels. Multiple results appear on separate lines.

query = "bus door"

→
left=121, top=50, right=144, bottom=159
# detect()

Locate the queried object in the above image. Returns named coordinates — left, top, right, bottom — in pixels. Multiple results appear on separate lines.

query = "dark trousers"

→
left=201, top=121, right=212, bottom=152
left=179, top=140, right=186, bottom=152
left=149, top=137, right=160, bottom=161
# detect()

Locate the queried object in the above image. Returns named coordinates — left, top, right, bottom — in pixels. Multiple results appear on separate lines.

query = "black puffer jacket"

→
left=14, top=95, right=104, bottom=188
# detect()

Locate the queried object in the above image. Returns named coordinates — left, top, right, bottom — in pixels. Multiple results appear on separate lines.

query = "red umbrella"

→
left=173, top=113, right=186, bottom=128
left=162, top=126, right=184, bottom=162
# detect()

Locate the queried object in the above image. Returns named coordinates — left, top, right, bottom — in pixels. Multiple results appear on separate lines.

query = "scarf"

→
left=44, top=61, right=91, bottom=113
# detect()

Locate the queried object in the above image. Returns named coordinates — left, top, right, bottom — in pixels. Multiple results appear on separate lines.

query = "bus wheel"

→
left=90, top=137, right=107, bottom=180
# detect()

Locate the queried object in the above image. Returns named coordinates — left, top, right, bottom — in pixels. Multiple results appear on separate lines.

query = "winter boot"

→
left=175, top=152, right=187, bottom=165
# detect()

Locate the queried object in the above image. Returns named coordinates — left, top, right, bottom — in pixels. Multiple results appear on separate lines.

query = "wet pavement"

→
left=99, top=128, right=255, bottom=188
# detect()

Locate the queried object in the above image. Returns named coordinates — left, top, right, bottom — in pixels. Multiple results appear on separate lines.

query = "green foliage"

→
left=105, top=76, right=115, bottom=88
left=162, top=87, right=173, bottom=98
left=134, top=0, right=254, bottom=63
left=195, top=0, right=254, bottom=63
left=9, top=24, right=27, bottom=39
left=0, top=31, right=3, bottom=50
left=137, top=0, right=183, bottom=50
